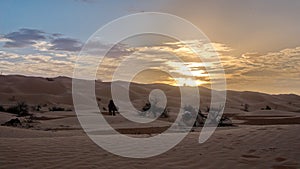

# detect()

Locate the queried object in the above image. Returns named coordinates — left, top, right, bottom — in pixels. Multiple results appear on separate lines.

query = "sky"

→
left=0, top=0, right=299, bottom=94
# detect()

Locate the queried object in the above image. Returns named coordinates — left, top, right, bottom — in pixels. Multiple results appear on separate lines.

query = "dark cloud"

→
left=2, top=28, right=84, bottom=52
left=83, top=40, right=136, bottom=57
left=107, top=44, right=136, bottom=57
left=3, top=28, right=46, bottom=48
left=50, top=38, right=83, bottom=52
left=52, top=33, right=63, bottom=37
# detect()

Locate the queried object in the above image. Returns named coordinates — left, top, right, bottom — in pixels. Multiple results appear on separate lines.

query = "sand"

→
left=1, top=124, right=299, bottom=169
left=0, top=75, right=300, bottom=168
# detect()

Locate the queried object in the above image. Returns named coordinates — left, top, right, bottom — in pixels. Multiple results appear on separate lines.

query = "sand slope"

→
left=1, top=75, right=299, bottom=113
left=0, top=125, right=299, bottom=169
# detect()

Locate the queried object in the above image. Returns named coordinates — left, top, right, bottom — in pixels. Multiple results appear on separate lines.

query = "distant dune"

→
left=0, top=74, right=299, bottom=113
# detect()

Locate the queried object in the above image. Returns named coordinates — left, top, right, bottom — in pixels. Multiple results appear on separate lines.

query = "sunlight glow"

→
left=172, top=77, right=206, bottom=87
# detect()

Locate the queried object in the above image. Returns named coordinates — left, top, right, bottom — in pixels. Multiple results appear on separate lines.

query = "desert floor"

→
left=1, top=110, right=300, bottom=169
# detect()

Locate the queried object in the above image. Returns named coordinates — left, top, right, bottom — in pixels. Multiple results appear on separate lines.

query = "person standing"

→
left=108, top=99, right=117, bottom=116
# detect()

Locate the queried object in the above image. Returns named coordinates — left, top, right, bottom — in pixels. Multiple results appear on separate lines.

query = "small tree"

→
left=205, top=106, right=210, bottom=113
left=182, top=105, right=197, bottom=124
left=142, top=102, right=151, bottom=112
left=32, top=105, right=41, bottom=111
left=141, top=101, right=169, bottom=118
left=6, top=102, right=29, bottom=116
left=265, top=105, right=271, bottom=110
left=183, top=105, right=197, bottom=113
left=0, top=105, right=5, bottom=112
left=36, top=105, right=41, bottom=111
left=160, top=108, right=169, bottom=118
left=49, top=106, right=65, bottom=111
left=243, top=103, right=249, bottom=112
left=16, top=102, right=29, bottom=116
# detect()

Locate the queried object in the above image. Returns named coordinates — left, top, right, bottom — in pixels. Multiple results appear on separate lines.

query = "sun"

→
left=172, top=77, right=205, bottom=87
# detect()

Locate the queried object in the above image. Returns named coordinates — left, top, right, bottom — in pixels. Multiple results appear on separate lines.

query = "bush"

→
left=140, top=102, right=169, bottom=118
left=0, top=105, right=5, bottom=112
left=243, top=104, right=249, bottom=112
left=46, top=78, right=54, bottom=81
left=160, top=108, right=169, bottom=118
left=265, top=105, right=272, bottom=110
left=142, top=102, right=151, bottom=112
left=205, top=106, right=210, bottom=113
left=6, top=106, right=18, bottom=114
left=183, top=105, right=197, bottom=113
left=36, top=105, right=42, bottom=111
left=31, top=105, right=42, bottom=111
left=65, top=108, right=72, bottom=111
left=1, top=118, right=21, bottom=127
left=49, top=106, right=65, bottom=111
left=261, top=105, right=272, bottom=110
left=6, top=102, right=29, bottom=116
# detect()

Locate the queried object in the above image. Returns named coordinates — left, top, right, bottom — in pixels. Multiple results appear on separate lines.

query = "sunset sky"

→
left=0, top=0, right=299, bottom=94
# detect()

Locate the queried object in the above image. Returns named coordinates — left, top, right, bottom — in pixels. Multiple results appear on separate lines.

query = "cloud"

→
left=95, top=40, right=223, bottom=84
left=0, top=51, right=20, bottom=59
left=23, top=54, right=52, bottom=63
left=50, top=38, right=83, bottom=52
left=1, top=29, right=299, bottom=94
left=32, top=41, right=53, bottom=51
left=1, top=28, right=84, bottom=52
left=0, top=51, right=75, bottom=77
left=3, top=28, right=46, bottom=48
left=82, top=40, right=136, bottom=57
left=217, top=46, right=300, bottom=94
left=236, top=48, right=300, bottom=77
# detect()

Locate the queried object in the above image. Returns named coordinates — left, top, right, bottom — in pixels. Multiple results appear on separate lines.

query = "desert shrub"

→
left=6, top=102, right=29, bottom=116
left=206, top=106, right=210, bottom=113
left=49, top=106, right=65, bottom=111
left=36, top=105, right=42, bottom=111
left=218, top=115, right=233, bottom=127
left=265, top=105, right=271, bottom=110
left=181, top=105, right=197, bottom=124
left=140, top=102, right=169, bottom=118
left=183, top=105, right=197, bottom=113
left=142, top=102, right=151, bottom=112
left=1, top=118, right=21, bottom=127
left=46, top=78, right=54, bottom=81
left=0, top=105, right=5, bottom=112
left=65, top=108, right=72, bottom=111
left=160, top=108, right=169, bottom=118
left=243, top=103, right=249, bottom=112
left=31, top=105, right=42, bottom=111
left=6, top=106, right=18, bottom=114
left=261, top=105, right=272, bottom=110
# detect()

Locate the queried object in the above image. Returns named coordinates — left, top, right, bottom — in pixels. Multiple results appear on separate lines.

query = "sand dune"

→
left=1, top=75, right=299, bottom=114
left=0, top=75, right=300, bottom=168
